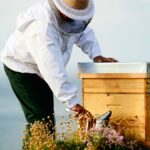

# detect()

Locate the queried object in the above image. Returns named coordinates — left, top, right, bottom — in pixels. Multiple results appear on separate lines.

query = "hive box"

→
left=78, top=62, right=150, bottom=144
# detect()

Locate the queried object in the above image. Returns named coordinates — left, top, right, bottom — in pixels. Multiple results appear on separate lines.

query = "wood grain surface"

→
left=79, top=73, right=150, bottom=79
left=83, top=79, right=147, bottom=94
left=84, top=93, right=145, bottom=140
left=79, top=74, right=150, bottom=142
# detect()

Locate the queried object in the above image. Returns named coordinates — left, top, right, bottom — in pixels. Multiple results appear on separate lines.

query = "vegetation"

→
left=23, top=114, right=149, bottom=150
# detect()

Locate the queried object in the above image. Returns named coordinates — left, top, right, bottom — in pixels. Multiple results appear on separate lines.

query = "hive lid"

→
left=78, top=62, right=150, bottom=74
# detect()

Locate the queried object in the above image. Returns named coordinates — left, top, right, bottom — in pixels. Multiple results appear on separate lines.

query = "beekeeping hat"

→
left=51, top=0, right=95, bottom=21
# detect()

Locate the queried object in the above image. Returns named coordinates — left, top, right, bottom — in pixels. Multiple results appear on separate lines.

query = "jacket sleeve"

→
left=25, top=21, right=78, bottom=108
left=75, top=27, right=102, bottom=60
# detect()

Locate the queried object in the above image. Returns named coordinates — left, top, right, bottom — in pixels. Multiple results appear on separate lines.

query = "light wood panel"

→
left=79, top=73, right=150, bottom=79
left=80, top=73, right=150, bottom=143
left=83, top=79, right=146, bottom=94
left=84, top=93, right=145, bottom=140
left=146, top=94, right=150, bottom=140
left=146, top=79, right=150, bottom=93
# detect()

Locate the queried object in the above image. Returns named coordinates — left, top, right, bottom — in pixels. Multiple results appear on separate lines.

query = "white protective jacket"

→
left=1, top=0, right=101, bottom=108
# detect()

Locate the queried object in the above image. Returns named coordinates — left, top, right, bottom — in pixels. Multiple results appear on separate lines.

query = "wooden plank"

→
left=146, top=79, right=150, bottom=84
left=146, top=90, right=150, bottom=94
left=84, top=93, right=145, bottom=140
left=79, top=73, right=150, bottom=79
left=146, top=79, right=150, bottom=94
left=146, top=94, right=150, bottom=140
left=83, top=79, right=145, bottom=94
left=144, top=140, right=150, bottom=148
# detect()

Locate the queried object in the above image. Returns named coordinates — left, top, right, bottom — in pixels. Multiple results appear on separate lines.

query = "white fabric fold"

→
left=1, top=0, right=101, bottom=108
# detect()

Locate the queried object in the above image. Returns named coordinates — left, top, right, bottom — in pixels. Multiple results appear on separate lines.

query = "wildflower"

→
left=22, top=115, right=145, bottom=150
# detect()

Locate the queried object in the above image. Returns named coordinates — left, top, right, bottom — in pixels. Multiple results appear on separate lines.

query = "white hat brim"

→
left=52, top=0, right=95, bottom=20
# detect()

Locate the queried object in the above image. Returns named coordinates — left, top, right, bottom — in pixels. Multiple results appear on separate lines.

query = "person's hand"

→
left=93, top=55, right=118, bottom=63
left=71, top=104, right=94, bottom=130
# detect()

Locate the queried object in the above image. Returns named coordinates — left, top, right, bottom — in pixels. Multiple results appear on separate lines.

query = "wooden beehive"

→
left=78, top=62, right=150, bottom=145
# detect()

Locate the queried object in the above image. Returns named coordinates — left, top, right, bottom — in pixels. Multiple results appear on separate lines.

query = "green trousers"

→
left=4, top=65, right=55, bottom=133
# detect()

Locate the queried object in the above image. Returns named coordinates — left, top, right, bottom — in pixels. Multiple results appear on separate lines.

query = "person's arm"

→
left=75, top=27, right=102, bottom=60
left=75, top=27, right=118, bottom=62
left=25, top=21, right=78, bottom=108
left=25, top=21, right=93, bottom=123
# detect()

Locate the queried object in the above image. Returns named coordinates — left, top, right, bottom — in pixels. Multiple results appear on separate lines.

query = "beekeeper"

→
left=1, top=0, right=117, bottom=132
